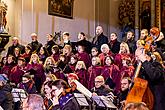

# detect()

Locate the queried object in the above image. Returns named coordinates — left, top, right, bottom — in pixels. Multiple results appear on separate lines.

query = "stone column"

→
left=135, top=0, right=140, bottom=40
left=151, top=0, right=155, bottom=26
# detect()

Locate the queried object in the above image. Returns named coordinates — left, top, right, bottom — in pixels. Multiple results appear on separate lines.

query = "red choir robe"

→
left=101, top=64, right=121, bottom=94
left=9, top=65, right=26, bottom=85
left=120, top=65, right=135, bottom=78
left=51, top=53, right=60, bottom=62
left=87, top=65, right=102, bottom=89
left=76, top=52, right=91, bottom=68
left=26, top=63, right=46, bottom=93
left=98, top=52, right=113, bottom=66
left=75, top=68, right=88, bottom=88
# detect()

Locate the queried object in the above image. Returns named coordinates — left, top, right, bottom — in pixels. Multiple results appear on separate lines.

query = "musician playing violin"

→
left=51, top=79, right=80, bottom=110
left=135, top=48, right=165, bottom=110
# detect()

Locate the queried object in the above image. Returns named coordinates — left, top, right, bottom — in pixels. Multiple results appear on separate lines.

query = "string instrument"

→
left=125, top=60, right=154, bottom=110
left=144, top=27, right=160, bottom=51
left=58, top=81, right=77, bottom=98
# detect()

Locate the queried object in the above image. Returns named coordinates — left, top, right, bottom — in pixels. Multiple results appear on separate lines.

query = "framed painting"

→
left=161, top=0, right=165, bottom=32
left=48, top=0, right=74, bottom=19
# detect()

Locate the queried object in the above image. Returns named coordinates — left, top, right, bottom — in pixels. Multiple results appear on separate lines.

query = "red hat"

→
left=67, top=73, right=79, bottom=80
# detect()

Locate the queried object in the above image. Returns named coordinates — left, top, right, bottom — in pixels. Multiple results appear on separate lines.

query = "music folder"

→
left=74, top=93, right=89, bottom=107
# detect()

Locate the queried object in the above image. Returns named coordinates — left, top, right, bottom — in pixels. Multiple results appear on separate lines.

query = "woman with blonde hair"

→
left=115, top=42, right=134, bottom=69
left=75, top=61, right=88, bottom=87
left=26, top=53, right=46, bottom=93
left=62, top=44, right=73, bottom=63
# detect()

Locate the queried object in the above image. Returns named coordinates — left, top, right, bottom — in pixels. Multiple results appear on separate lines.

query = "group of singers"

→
left=0, top=25, right=164, bottom=110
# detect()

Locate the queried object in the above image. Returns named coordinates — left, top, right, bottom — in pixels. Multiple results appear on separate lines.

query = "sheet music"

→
left=73, top=80, right=92, bottom=98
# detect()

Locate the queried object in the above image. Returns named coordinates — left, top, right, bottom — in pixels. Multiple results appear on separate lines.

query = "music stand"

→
left=74, top=93, right=89, bottom=106
left=92, top=96, right=117, bottom=110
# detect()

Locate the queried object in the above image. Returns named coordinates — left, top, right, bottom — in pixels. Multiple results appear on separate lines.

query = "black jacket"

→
left=45, top=40, right=56, bottom=55
left=108, top=39, right=121, bottom=54
left=139, top=61, right=165, bottom=110
left=28, top=40, right=42, bottom=53
left=0, top=84, right=13, bottom=110
left=7, top=44, right=25, bottom=56
left=92, top=33, right=108, bottom=52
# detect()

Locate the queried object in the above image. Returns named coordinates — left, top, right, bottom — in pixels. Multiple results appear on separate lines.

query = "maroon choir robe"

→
left=76, top=52, right=91, bottom=68
left=51, top=53, right=60, bottom=62
left=75, top=68, right=88, bottom=88
left=98, top=52, right=113, bottom=66
left=101, top=64, right=121, bottom=94
left=26, top=63, right=46, bottom=93
left=0, top=62, right=16, bottom=78
left=120, top=65, right=135, bottom=78
left=9, top=65, right=26, bottom=85
left=88, top=65, right=102, bottom=89
left=114, top=53, right=133, bottom=69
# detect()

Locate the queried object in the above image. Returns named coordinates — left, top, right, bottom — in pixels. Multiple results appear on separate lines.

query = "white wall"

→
left=2, top=0, right=121, bottom=56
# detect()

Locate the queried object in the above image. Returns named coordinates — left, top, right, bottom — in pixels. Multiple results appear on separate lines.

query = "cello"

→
left=125, top=49, right=154, bottom=110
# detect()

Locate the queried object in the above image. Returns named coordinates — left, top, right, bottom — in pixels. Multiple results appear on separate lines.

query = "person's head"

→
left=70, top=55, right=78, bottom=65
left=96, top=26, right=103, bottom=35
left=75, top=61, right=86, bottom=70
left=46, top=34, right=53, bottom=41
left=110, top=32, right=118, bottom=41
left=1, top=56, right=7, bottom=65
left=63, top=44, right=72, bottom=55
left=126, top=31, right=134, bottom=40
left=7, top=55, right=15, bottom=64
left=51, top=45, right=59, bottom=54
left=136, top=40, right=145, bottom=49
left=92, top=57, right=101, bottom=66
left=25, top=45, right=32, bottom=54
left=22, top=74, right=32, bottom=84
left=45, top=74, right=57, bottom=82
left=77, top=45, right=85, bottom=53
left=43, top=81, right=53, bottom=95
left=124, top=102, right=149, bottom=110
left=29, top=53, right=40, bottom=64
left=121, top=77, right=131, bottom=91
left=105, top=56, right=114, bottom=66
left=22, top=94, right=45, bottom=110
left=39, top=46, right=48, bottom=56
left=31, top=33, right=38, bottom=42
left=119, top=42, right=130, bottom=54
left=101, top=44, right=110, bottom=54
left=14, top=47, right=20, bottom=55
left=91, top=47, right=99, bottom=57
left=95, top=75, right=105, bottom=88
left=12, top=37, right=19, bottom=46
left=51, top=79, right=69, bottom=97
left=135, top=48, right=150, bottom=62
left=67, top=73, right=79, bottom=85
left=44, top=57, right=55, bottom=67
left=0, top=74, right=8, bottom=87
left=78, top=32, right=86, bottom=41
left=18, top=57, right=26, bottom=67
left=122, top=56, right=132, bottom=67
left=140, top=29, right=148, bottom=40
left=62, top=32, right=70, bottom=42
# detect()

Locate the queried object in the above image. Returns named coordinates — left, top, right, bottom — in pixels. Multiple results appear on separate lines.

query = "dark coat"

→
left=92, top=33, right=108, bottom=52
left=0, top=84, right=13, bottom=110
left=52, top=93, right=80, bottom=110
left=28, top=40, right=42, bottom=53
left=45, top=40, right=56, bottom=55
left=7, top=44, right=25, bottom=56
left=126, top=39, right=136, bottom=54
left=108, top=39, right=121, bottom=54
left=139, top=61, right=165, bottom=110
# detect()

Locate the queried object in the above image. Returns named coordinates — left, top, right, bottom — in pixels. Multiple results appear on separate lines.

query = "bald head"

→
left=96, top=26, right=103, bottom=35
left=12, top=37, right=19, bottom=46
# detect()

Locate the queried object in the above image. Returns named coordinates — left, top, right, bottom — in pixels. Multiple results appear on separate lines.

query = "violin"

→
left=144, top=27, right=160, bottom=51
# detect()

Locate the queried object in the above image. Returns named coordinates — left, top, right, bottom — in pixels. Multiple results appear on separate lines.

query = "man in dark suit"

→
left=92, top=26, right=108, bottom=52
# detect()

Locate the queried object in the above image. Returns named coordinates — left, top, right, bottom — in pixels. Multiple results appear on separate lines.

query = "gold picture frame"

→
left=48, top=0, right=74, bottom=19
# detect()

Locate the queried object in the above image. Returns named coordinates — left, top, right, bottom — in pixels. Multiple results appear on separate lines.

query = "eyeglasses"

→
left=95, top=81, right=103, bottom=83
